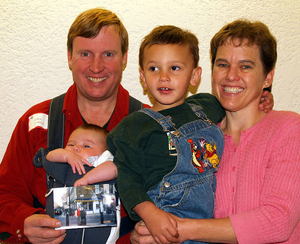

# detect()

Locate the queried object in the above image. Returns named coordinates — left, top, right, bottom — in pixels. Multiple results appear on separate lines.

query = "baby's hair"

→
left=76, top=124, right=108, bottom=138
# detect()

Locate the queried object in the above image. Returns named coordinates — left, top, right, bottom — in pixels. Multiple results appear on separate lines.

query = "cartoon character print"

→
left=187, top=139, right=204, bottom=173
left=187, top=138, right=220, bottom=173
left=205, top=143, right=220, bottom=169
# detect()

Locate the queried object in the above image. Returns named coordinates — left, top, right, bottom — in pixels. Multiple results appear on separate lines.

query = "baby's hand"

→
left=65, top=152, right=92, bottom=175
left=74, top=177, right=89, bottom=187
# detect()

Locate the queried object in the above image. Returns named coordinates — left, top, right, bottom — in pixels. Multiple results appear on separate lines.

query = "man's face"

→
left=68, top=25, right=127, bottom=103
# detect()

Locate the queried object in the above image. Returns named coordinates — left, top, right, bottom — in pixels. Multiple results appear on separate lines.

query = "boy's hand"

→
left=259, top=90, right=274, bottom=113
left=65, top=151, right=93, bottom=175
left=141, top=206, right=179, bottom=244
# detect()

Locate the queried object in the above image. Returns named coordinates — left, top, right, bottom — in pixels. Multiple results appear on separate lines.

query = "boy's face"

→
left=65, top=128, right=107, bottom=159
left=140, top=44, right=201, bottom=111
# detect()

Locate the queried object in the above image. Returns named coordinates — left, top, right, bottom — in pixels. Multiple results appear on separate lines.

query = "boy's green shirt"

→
left=107, top=93, right=225, bottom=220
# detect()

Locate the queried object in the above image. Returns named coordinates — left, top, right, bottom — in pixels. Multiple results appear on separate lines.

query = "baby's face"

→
left=65, top=128, right=106, bottom=159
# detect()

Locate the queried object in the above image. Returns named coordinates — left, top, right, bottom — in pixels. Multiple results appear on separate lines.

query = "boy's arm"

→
left=186, top=91, right=274, bottom=124
left=74, top=161, right=117, bottom=186
left=259, top=90, right=274, bottom=112
left=46, top=149, right=92, bottom=175
left=133, top=201, right=179, bottom=244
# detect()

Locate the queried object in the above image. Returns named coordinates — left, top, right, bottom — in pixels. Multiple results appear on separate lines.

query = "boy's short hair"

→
left=210, top=19, right=277, bottom=75
left=67, top=7, right=128, bottom=56
left=139, top=25, right=199, bottom=69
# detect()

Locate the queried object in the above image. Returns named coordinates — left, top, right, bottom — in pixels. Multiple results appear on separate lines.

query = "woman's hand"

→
left=131, top=221, right=156, bottom=244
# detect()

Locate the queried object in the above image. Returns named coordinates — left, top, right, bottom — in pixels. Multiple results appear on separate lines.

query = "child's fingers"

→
left=71, top=165, right=77, bottom=174
left=78, top=163, right=86, bottom=174
left=82, top=159, right=93, bottom=167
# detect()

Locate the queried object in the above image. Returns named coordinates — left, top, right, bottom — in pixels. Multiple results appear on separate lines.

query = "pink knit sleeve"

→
left=229, top=112, right=300, bottom=243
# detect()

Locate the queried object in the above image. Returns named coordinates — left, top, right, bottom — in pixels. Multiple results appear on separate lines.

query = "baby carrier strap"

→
left=129, top=95, right=143, bottom=114
left=48, top=94, right=142, bottom=149
left=47, top=93, right=66, bottom=150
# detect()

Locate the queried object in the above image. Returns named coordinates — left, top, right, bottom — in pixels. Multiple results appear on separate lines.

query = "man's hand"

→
left=259, top=90, right=274, bottom=113
left=24, top=214, right=66, bottom=244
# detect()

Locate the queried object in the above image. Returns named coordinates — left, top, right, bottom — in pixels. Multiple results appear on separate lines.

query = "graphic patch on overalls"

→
left=167, top=132, right=177, bottom=156
left=187, top=139, right=220, bottom=173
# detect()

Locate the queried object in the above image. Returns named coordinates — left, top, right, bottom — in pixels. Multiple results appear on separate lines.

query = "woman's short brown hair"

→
left=210, top=19, right=277, bottom=75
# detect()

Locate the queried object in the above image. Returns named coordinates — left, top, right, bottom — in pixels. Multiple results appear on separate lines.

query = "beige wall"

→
left=1, top=0, right=300, bottom=161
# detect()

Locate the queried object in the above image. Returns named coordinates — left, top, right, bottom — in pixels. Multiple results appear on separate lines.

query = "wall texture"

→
left=1, top=0, right=300, bottom=161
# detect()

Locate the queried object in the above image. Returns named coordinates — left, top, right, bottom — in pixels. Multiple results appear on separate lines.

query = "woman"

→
left=132, top=19, right=300, bottom=244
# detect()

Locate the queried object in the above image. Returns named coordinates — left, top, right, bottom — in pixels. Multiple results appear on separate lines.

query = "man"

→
left=0, top=8, right=147, bottom=244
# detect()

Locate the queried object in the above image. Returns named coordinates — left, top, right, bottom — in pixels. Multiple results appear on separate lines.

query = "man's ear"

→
left=139, top=69, right=148, bottom=88
left=122, top=52, right=128, bottom=71
left=67, top=51, right=72, bottom=71
left=263, top=69, right=274, bottom=89
left=190, top=66, right=202, bottom=87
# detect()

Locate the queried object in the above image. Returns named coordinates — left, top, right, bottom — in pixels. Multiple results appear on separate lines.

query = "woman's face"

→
left=212, top=40, right=273, bottom=113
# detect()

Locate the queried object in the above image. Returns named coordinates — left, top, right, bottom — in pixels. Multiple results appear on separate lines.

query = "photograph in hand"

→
left=50, top=184, right=117, bottom=230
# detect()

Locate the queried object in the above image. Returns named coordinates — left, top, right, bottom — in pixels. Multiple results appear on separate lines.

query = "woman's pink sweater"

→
left=215, top=110, right=300, bottom=243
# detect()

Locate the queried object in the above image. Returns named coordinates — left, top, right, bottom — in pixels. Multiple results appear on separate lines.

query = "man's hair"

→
left=67, top=8, right=128, bottom=56
left=210, top=19, right=277, bottom=75
left=139, top=25, right=199, bottom=69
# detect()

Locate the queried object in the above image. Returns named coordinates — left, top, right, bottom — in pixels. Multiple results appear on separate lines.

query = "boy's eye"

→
left=149, top=66, right=158, bottom=71
left=67, top=144, right=74, bottom=147
left=84, top=145, right=91, bottom=148
left=171, top=66, right=180, bottom=71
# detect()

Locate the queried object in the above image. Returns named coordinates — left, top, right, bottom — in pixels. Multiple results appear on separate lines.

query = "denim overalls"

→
left=141, top=104, right=224, bottom=244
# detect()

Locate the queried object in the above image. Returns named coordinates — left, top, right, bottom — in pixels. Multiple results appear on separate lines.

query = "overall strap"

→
left=47, top=93, right=66, bottom=150
left=129, top=95, right=143, bottom=114
left=188, top=103, right=213, bottom=124
left=139, top=108, right=176, bottom=132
